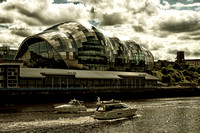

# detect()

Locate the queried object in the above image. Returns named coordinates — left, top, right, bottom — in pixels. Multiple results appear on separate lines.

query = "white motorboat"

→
left=93, top=98, right=137, bottom=120
left=55, top=99, right=87, bottom=113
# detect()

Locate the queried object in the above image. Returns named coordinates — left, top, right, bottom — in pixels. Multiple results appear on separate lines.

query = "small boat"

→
left=54, top=99, right=87, bottom=113
left=93, top=97, right=137, bottom=120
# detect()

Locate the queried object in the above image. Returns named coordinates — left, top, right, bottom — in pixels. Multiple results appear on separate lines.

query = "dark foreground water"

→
left=0, top=96, right=200, bottom=133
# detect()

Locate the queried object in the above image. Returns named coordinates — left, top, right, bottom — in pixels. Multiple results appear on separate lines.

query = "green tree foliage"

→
left=198, top=77, right=200, bottom=85
left=154, top=61, right=200, bottom=85
left=161, top=61, right=167, bottom=67
left=152, top=71, right=163, bottom=81
left=167, top=67, right=174, bottom=73
left=173, top=62, right=182, bottom=70
left=188, top=66, right=196, bottom=72
left=185, top=76, right=191, bottom=82
left=182, top=70, right=193, bottom=79
left=162, top=75, right=175, bottom=84
left=197, top=67, right=200, bottom=74
left=171, top=70, right=182, bottom=82
left=162, top=75, right=171, bottom=84
left=161, top=67, right=167, bottom=75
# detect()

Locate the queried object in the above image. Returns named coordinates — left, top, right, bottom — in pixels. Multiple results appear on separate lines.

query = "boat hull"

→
left=55, top=105, right=87, bottom=113
left=93, top=108, right=137, bottom=120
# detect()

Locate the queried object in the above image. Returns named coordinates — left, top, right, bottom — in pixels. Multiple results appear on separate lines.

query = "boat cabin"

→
left=96, top=102, right=127, bottom=112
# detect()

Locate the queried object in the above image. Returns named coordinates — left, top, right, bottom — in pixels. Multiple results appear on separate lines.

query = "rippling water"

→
left=1, top=96, right=200, bottom=133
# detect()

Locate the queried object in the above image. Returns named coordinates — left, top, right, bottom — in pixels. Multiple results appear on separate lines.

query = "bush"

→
left=161, top=67, right=167, bottom=75
left=198, top=77, right=200, bottom=85
left=162, top=75, right=172, bottom=84
left=185, top=76, right=191, bottom=82
left=182, top=70, right=193, bottom=79
left=152, top=71, right=163, bottom=81
left=167, top=67, right=174, bottom=73
left=171, top=70, right=182, bottom=82
left=161, top=61, right=167, bottom=67
left=188, top=66, right=196, bottom=72
left=173, top=62, right=182, bottom=70
left=197, top=67, right=200, bottom=74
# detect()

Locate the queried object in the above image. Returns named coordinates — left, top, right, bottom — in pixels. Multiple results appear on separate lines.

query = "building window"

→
left=0, top=83, right=4, bottom=88
left=7, top=67, right=18, bottom=88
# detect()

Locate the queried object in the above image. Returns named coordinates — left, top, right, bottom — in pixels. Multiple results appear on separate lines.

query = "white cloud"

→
left=171, top=2, right=200, bottom=9
left=0, top=0, right=199, bottom=61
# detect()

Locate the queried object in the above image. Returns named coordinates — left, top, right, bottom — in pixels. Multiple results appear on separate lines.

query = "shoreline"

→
left=0, top=86, right=200, bottom=104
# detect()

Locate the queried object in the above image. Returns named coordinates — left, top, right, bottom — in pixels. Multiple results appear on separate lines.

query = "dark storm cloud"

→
left=189, top=31, right=200, bottom=36
left=167, top=48, right=193, bottom=57
left=167, top=49, right=179, bottom=55
left=159, top=18, right=200, bottom=33
left=2, top=1, right=87, bottom=26
left=10, top=28, right=32, bottom=37
left=192, top=52, right=200, bottom=57
left=100, top=12, right=126, bottom=26
left=192, top=37, right=200, bottom=40
left=0, top=16, right=13, bottom=23
left=3, top=3, right=47, bottom=26
left=178, top=31, right=200, bottom=40
left=132, top=25, right=145, bottom=32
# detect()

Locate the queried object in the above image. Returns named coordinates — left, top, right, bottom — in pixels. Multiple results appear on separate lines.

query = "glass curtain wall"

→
left=24, top=40, right=67, bottom=68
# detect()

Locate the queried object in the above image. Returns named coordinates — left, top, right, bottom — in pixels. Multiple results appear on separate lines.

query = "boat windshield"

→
left=69, top=100, right=81, bottom=106
left=96, top=104, right=126, bottom=111
left=105, top=104, right=126, bottom=111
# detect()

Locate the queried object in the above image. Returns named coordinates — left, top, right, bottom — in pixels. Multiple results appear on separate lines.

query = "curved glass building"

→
left=15, top=21, right=154, bottom=71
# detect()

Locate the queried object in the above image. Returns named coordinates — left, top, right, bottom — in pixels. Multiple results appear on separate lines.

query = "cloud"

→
left=0, top=0, right=90, bottom=48
left=100, top=12, right=127, bottom=26
left=157, top=10, right=200, bottom=33
left=0, top=0, right=199, bottom=62
left=0, top=16, right=13, bottom=23
left=10, top=27, right=33, bottom=37
left=171, top=2, right=200, bottom=10
left=1, top=0, right=89, bottom=26
left=132, top=25, right=145, bottom=32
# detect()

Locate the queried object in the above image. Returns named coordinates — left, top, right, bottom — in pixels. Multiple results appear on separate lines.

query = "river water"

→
left=0, top=96, right=200, bottom=133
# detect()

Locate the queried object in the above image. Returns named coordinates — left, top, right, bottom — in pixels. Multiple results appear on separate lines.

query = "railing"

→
left=0, top=85, right=158, bottom=91
left=0, top=87, right=91, bottom=91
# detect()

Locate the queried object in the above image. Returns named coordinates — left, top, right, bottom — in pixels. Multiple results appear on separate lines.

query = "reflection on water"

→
left=1, top=97, right=200, bottom=132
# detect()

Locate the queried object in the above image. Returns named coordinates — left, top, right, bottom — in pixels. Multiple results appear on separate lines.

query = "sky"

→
left=0, top=0, right=200, bottom=61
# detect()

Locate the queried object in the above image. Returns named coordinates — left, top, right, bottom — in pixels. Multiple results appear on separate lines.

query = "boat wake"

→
left=0, top=116, right=96, bottom=132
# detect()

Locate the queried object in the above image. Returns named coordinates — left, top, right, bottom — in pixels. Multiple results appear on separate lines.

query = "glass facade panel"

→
left=23, top=41, right=67, bottom=69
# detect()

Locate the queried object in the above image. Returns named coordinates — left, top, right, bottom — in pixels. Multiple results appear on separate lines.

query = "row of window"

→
left=19, top=77, right=157, bottom=88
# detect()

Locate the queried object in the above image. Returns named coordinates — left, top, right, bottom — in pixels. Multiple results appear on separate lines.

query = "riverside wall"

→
left=0, top=87, right=200, bottom=104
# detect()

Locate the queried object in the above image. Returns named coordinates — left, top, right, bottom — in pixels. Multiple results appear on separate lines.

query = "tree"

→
left=161, top=61, right=167, bottom=67
left=173, top=62, right=182, bottom=70
left=185, top=76, right=191, bottom=82
left=198, top=77, right=200, bottom=85
left=171, top=71, right=182, bottom=82
left=161, top=67, right=167, bottom=75
left=188, top=66, right=196, bottom=72
left=182, top=70, right=193, bottom=79
left=162, top=75, right=172, bottom=84
left=197, top=67, right=200, bottom=74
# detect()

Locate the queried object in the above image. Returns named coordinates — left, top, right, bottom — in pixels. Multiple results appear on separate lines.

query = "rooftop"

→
left=20, top=68, right=158, bottom=80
